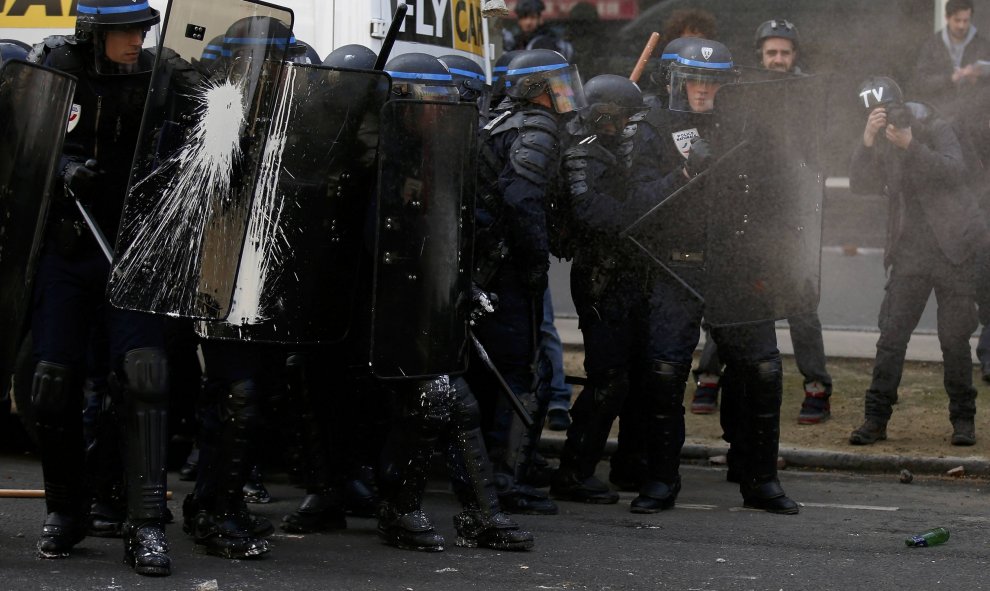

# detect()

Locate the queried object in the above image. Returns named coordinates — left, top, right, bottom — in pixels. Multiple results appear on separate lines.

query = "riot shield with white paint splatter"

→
left=108, top=0, right=294, bottom=319
left=370, top=100, right=479, bottom=380
left=199, top=64, right=391, bottom=344
left=0, top=61, right=76, bottom=391
left=702, top=75, right=827, bottom=326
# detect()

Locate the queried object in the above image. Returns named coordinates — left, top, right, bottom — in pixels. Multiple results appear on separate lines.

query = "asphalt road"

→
left=1, top=453, right=987, bottom=591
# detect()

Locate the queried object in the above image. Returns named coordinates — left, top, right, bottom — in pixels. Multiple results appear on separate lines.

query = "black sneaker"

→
left=797, top=381, right=831, bottom=425
left=690, top=376, right=720, bottom=414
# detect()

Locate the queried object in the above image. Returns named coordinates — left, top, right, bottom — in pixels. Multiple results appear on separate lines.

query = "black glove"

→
left=470, top=284, right=499, bottom=325
left=524, top=267, right=549, bottom=298
left=63, top=159, right=101, bottom=196
left=684, top=138, right=713, bottom=177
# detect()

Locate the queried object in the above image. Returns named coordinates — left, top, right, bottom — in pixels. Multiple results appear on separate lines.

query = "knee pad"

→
left=123, top=348, right=170, bottom=404
left=227, top=378, right=262, bottom=413
left=31, top=361, right=80, bottom=421
left=749, top=357, right=783, bottom=415
left=408, top=376, right=453, bottom=431
left=590, top=368, right=630, bottom=416
left=449, top=377, right=481, bottom=431
left=644, top=360, right=690, bottom=416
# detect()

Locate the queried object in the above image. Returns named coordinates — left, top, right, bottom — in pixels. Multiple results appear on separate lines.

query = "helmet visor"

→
left=668, top=67, right=736, bottom=113
left=392, top=82, right=461, bottom=102
left=545, top=64, right=586, bottom=113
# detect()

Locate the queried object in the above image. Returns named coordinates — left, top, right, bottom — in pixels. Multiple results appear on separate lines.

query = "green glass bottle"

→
left=905, top=527, right=950, bottom=547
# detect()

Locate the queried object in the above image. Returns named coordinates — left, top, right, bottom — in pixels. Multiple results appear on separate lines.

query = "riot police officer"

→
left=26, top=0, right=173, bottom=575
left=549, top=74, right=690, bottom=507
left=625, top=39, right=800, bottom=514
left=468, top=49, right=586, bottom=515
left=373, top=52, right=533, bottom=552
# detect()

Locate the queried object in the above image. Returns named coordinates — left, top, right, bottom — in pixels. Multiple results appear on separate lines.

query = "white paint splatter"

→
left=112, top=76, right=248, bottom=314
left=225, top=63, right=297, bottom=325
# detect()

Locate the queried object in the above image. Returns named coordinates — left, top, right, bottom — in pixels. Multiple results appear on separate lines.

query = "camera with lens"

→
left=885, top=103, right=912, bottom=128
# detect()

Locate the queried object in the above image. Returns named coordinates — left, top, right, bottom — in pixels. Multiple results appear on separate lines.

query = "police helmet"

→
left=438, top=54, right=489, bottom=103
left=668, top=38, right=736, bottom=113
left=515, top=0, right=546, bottom=17
left=491, top=49, right=522, bottom=106
left=754, top=18, right=799, bottom=51
left=581, top=74, right=649, bottom=133
left=75, top=0, right=160, bottom=39
left=291, top=40, right=322, bottom=65
left=198, top=35, right=225, bottom=65
left=384, top=52, right=461, bottom=102
left=221, top=16, right=297, bottom=61
left=323, top=44, right=378, bottom=70
left=649, top=36, right=692, bottom=89
left=0, top=39, right=30, bottom=63
left=504, top=49, right=586, bottom=114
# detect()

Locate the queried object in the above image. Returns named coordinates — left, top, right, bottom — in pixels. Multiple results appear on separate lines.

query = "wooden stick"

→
left=0, top=490, right=173, bottom=500
left=630, top=32, right=661, bottom=84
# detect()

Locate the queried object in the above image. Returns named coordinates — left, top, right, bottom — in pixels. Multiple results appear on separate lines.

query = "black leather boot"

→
left=123, top=522, right=170, bottom=576
left=33, top=362, right=87, bottom=559
left=632, top=361, right=688, bottom=514
left=377, top=378, right=451, bottom=551
left=281, top=491, right=347, bottom=533
left=193, top=379, right=271, bottom=558
left=550, top=369, right=626, bottom=505
left=738, top=359, right=799, bottom=515
left=448, top=378, right=533, bottom=551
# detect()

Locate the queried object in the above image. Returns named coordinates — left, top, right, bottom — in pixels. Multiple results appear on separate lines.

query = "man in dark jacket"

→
left=849, top=76, right=989, bottom=447
left=911, top=0, right=990, bottom=120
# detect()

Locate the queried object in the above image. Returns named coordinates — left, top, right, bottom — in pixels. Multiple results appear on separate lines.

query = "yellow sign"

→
left=452, top=0, right=483, bottom=57
left=0, top=0, right=77, bottom=29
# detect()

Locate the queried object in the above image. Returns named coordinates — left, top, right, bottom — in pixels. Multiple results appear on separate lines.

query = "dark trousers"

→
left=696, top=311, right=831, bottom=387
left=865, top=267, right=978, bottom=423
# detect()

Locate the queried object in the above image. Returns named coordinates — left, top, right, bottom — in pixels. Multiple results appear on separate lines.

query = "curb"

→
left=537, top=433, right=990, bottom=477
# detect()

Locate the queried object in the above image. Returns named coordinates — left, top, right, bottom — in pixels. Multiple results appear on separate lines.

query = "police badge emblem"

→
left=67, top=104, right=81, bottom=133
left=702, top=46, right=713, bottom=61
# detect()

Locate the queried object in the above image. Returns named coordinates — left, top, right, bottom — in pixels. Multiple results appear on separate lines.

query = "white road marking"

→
left=800, top=502, right=899, bottom=511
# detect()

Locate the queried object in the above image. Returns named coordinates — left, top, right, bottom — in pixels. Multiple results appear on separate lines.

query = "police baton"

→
left=469, top=330, right=535, bottom=429
left=374, top=2, right=409, bottom=71
left=630, top=32, right=661, bottom=84
left=65, top=178, right=115, bottom=265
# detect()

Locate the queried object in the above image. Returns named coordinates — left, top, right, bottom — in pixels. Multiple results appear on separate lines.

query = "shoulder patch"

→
left=67, top=104, right=81, bottom=133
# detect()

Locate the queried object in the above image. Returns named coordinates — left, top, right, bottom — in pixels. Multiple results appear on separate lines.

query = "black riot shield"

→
left=108, top=0, right=293, bottom=320
left=370, top=100, right=478, bottom=380
left=625, top=75, right=827, bottom=326
left=703, top=75, right=827, bottom=326
left=199, top=64, right=391, bottom=344
left=0, top=61, right=76, bottom=390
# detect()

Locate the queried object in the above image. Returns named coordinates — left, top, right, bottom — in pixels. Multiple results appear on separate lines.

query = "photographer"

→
left=848, top=76, right=989, bottom=447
